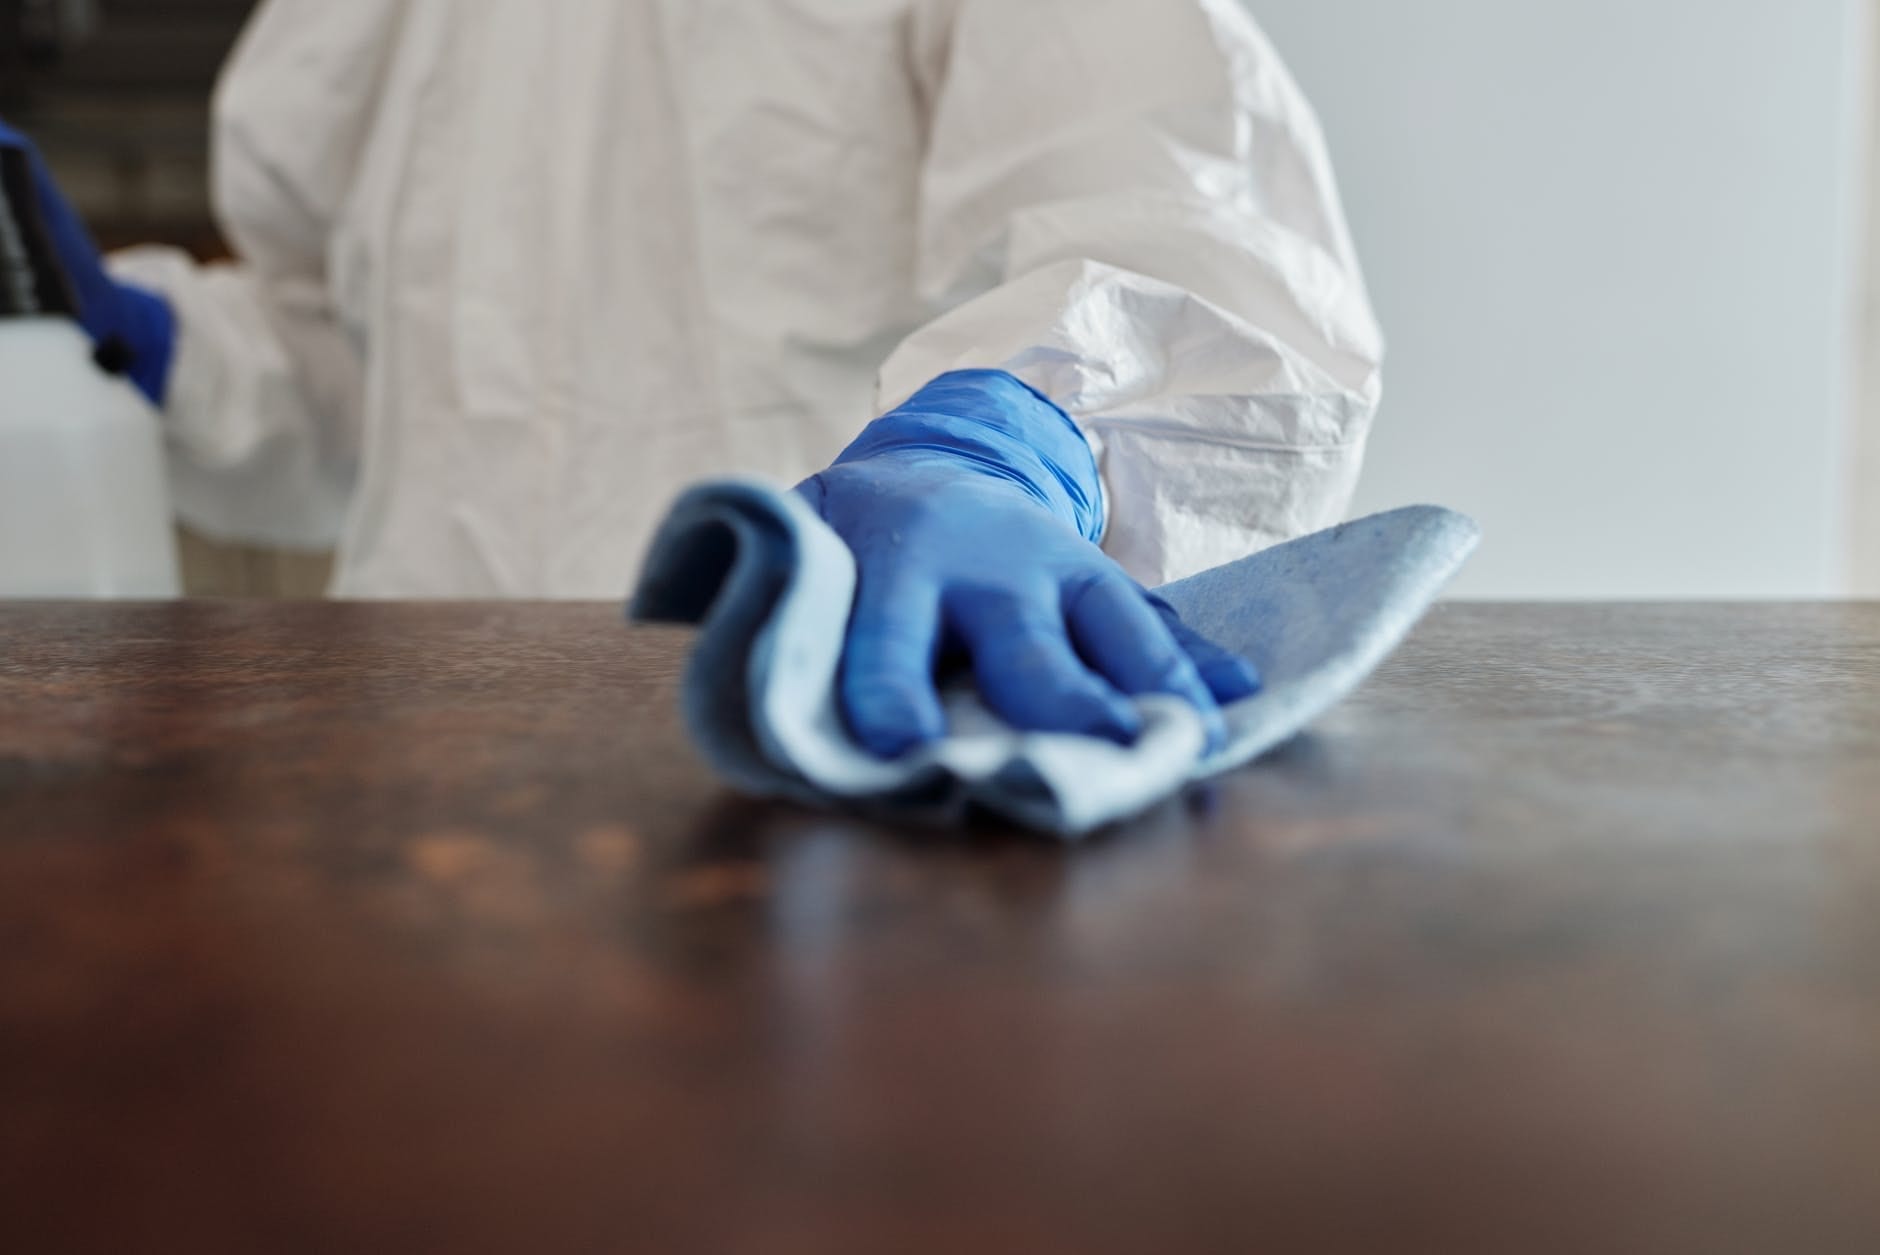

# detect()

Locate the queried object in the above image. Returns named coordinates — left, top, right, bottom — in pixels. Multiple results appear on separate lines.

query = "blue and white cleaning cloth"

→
left=630, top=480, right=1479, bottom=836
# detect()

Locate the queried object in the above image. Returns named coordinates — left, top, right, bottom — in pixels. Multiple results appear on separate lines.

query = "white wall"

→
left=1857, top=3, right=1880, bottom=596
left=1248, top=0, right=1865, bottom=598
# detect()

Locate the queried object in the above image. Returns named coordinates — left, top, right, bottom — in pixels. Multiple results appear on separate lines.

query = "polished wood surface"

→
left=3, top=602, right=1878, bottom=1254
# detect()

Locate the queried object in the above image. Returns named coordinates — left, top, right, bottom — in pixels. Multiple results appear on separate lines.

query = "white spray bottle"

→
left=0, top=147, right=180, bottom=598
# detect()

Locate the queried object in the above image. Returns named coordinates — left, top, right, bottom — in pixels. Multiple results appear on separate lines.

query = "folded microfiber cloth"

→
left=630, top=480, right=1479, bottom=836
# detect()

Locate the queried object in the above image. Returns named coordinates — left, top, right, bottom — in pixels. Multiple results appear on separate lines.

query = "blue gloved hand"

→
left=0, top=118, right=175, bottom=406
left=797, top=369, right=1262, bottom=758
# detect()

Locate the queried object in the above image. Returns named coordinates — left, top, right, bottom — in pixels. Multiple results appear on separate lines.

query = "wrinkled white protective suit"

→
left=112, top=0, right=1381, bottom=597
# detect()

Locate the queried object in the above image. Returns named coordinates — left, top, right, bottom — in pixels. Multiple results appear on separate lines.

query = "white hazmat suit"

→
left=112, top=0, right=1382, bottom=598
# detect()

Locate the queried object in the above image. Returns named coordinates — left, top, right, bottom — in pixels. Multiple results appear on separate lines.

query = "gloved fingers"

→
left=0, top=117, right=43, bottom=161
left=0, top=120, right=82, bottom=241
left=1065, top=574, right=1229, bottom=749
left=947, top=588, right=1142, bottom=744
left=0, top=114, right=124, bottom=346
left=1144, top=595, right=1263, bottom=704
left=840, top=568, right=946, bottom=758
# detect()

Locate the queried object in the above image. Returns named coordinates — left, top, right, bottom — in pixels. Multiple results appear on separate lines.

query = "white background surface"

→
left=1247, top=0, right=1866, bottom=598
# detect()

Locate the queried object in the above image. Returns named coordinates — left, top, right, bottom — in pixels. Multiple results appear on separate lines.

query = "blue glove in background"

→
left=0, top=118, right=176, bottom=406
left=797, top=369, right=1262, bottom=758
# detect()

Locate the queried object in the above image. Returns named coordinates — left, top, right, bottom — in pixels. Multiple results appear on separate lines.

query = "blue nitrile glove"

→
left=0, top=118, right=175, bottom=406
left=797, top=369, right=1262, bottom=758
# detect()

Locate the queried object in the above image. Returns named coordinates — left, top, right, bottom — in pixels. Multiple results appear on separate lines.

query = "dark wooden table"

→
left=3, top=602, right=1878, bottom=1254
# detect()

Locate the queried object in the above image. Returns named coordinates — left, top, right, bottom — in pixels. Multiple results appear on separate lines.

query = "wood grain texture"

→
left=2, top=602, right=1878, bottom=1254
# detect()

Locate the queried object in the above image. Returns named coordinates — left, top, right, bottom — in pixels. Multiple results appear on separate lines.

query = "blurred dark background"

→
left=2, top=0, right=252, bottom=253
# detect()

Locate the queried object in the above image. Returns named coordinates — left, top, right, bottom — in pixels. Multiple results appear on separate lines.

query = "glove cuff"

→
left=90, top=278, right=177, bottom=409
left=835, top=370, right=1104, bottom=543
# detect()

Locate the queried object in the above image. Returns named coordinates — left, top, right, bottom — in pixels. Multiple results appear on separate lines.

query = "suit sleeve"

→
left=888, top=0, right=1383, bottom=585
left=108, top=0, right=404, bottom=548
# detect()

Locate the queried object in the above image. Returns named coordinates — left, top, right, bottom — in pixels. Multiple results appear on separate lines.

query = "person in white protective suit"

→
left=18, top=0, right=1382, bottom=755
